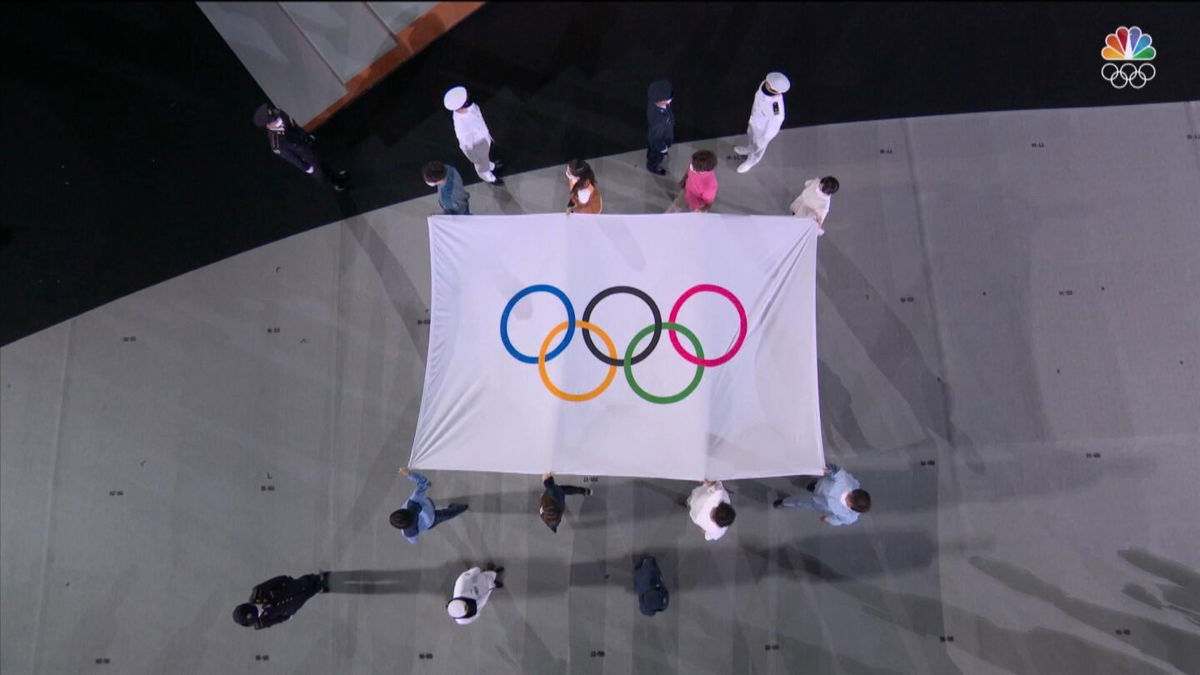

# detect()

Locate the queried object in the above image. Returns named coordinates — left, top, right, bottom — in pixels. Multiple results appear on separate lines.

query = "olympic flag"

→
left=409, top=213, right=824, bottom=480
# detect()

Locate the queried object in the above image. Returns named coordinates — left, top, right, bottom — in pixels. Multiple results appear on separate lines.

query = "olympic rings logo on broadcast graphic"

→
left=500, top=284, right=747, bottom=404
left=1100, top=62, right=1156, bottom=90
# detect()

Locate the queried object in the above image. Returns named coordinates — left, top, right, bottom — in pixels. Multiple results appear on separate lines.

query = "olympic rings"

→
left=538, top=320, right=618, bottom=402
left=668, top=284, right=748, bottom=367
left=1101, top=61, right=1155, bottom=90
left=582, top=286, right=661, bottom=366
left=500, top=284, right=574, bottom=364
left=501, top=283, right=746, bottom=403
left=624, top=322, right=705, bottom=404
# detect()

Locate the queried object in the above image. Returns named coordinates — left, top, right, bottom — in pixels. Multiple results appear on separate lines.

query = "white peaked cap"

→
left=443, top=86, right=469, bottom=110
left=765, top=72, right=791, bottom=93
left=447, top=599, right=469, bottom=619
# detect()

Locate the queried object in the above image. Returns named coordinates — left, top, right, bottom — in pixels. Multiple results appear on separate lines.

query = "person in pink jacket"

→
left=666, top=150, right=718, bottom=213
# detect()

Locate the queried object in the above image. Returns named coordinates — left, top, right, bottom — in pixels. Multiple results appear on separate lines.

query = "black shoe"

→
left=490, top=177, right=505, bottom=186
left=648, top=166, right=667, bottom=176
left=773, top=499, right=784, bottom=508
left=584, top=488, right=593, bottom=496
left=494, top=580, right=504, bottom=589
left=319, top=571, right=330, bottom=592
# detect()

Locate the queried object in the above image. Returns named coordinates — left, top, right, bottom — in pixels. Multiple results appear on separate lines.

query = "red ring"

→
left=667, top=284, right=747, bottom=366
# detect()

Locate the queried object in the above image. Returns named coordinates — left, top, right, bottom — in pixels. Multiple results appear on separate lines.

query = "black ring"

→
left=581, top=286, right=662, bottom=366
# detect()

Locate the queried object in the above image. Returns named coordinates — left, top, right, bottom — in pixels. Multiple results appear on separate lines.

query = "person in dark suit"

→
left=232, top=572, right=329, bottom=629
left=538, top=471, right=592, bottom=533
left=253, top=103, right=347, bottom=191
left=645, top=79, right=675, bottom=176
left=634, top=556, right=669, bottom=616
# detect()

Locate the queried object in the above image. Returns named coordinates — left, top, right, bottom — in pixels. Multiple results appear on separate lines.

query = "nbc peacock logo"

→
left=1100, top=26, right=1156, bottom=90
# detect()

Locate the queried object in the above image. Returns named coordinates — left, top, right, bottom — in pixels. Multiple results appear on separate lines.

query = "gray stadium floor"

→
left=3, top=101, right=1199, bottom=674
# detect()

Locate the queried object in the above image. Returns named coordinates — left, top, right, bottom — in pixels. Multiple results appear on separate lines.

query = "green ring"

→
left=624, top=321, right=705, bottom=404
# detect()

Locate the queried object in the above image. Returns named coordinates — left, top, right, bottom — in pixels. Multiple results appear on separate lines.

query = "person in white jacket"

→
left=686, top=480, right=736, bottom=541
left=734, top=72, right=790, bottom=174
left=791, top=176, right=840, bottom=235
left=443, top=86, right=504, bottom=186
left=446, top=563, right=504, bottom=625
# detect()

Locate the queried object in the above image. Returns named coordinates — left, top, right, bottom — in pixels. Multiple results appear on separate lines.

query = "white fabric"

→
left=410, top=213, right=825, bottom=480
left=575, top=187, right=593, bottom=205
left=688, top=482, right=731, bottom=541
left=791, top=178, right=831, bottom=224
left=450, top=567, right=496, bottom=625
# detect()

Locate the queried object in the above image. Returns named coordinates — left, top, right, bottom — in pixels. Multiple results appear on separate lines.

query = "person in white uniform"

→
left=446, top=564, right=504, bottom=625
left=686, top=480, right=736, bottom=541
left=790, top=176, right=839, bottom=235
left=443, top=86, right=504, bottom=186
left=734, top=72, right=790, bottom=174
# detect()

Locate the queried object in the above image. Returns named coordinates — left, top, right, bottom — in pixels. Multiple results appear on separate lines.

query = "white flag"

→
left=410, top=213, right=824, bottom=480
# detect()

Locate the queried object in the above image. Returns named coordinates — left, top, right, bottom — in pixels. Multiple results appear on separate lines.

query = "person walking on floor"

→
left=774, top=462, right=871, bottom=526
left=422, top=161, right=471, bottom=215
left=634, top=555, right=670, bottom=616
left=538, top=471, right=592, bottom=533
left=390, top=467, right=469, bottom=543
left=791, top=176, right=839, bottom=235
left=232, top=572, right=329, bottom=630
left=447, top=563, right=504, bottom=625
left=686, top=479, right=736, bottom=541
left=253, top=103, right=347, bottom=191
left=666, top=150, right=719, bottom=213
left=734, top=72, right=790, bottom=174
left=565, top=159, right=603, bottom=214
left=646, top=78, right=675, bottom=176
left=443, top=86, right=505, bottom=186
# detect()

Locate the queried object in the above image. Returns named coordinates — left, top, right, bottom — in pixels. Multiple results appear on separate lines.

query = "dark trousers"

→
left=428, top=500, right=468, bottom=529
left=646, top=146, right=668, bottom=172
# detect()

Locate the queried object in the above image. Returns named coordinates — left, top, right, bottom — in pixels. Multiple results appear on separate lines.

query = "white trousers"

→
left=738, top=124, right=778, bottom=171
left=460, top=137, right=496, bottom=183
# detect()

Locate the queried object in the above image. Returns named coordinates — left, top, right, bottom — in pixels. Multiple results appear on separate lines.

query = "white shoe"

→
left=736, top=160, right=754, bottom=173
left=816, top=228, right=825, bottom=237
left=733, top=146, right=750, bottom=155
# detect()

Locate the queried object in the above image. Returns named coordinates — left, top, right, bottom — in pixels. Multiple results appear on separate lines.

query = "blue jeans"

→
left=428, top=499, right=468, bottom=529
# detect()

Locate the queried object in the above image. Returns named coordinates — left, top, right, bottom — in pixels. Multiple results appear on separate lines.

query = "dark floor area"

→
left=3, top=1, right=1197, bottom=346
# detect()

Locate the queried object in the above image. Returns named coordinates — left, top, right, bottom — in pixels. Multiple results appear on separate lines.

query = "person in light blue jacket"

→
left=389, top=467, right=469, bottom=543
left=773, top=463, right=870, bottom=526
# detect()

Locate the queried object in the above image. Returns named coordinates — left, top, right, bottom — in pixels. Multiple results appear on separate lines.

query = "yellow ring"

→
left=538, top=320, right=618, bottom=402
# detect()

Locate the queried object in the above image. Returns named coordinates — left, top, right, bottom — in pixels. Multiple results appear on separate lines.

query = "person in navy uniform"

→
left=634, top=556, right=669, bottom=616
left=645, top=79, right=675, bottom=176
left=232, top=572, right=329, bottom=629
left=253, top=103, right=347, bottom=191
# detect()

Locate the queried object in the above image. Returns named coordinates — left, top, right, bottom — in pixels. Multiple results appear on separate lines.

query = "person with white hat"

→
left=446, top=563, right=504, bottom=625
left=443, top=86, right=504, bottom=186
left=734, top=72, right=790, bottom=174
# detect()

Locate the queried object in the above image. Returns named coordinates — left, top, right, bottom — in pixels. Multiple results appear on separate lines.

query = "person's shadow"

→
left=1119, top=547, right=1200, bottom=627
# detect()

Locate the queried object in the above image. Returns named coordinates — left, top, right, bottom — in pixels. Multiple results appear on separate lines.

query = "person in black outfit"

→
left=232, top=572, right=329, bottom=629
left=253, top=103, right=347, bottom=191
left=538, top=471, right=592, bottom=533
left=646, top=79, right=675, bottom=176
left=634, top=556, right=669, bottom=616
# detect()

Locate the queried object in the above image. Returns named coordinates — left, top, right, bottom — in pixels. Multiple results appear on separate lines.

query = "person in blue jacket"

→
left=389, top=467, right=469, bottom=543
left=421, top=161, right=471, bottom=215
left=774, top=463, right=871, bottom=526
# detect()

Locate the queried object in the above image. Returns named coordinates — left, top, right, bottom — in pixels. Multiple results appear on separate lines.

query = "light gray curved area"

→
left=3, top=102, right=1199, bottom=674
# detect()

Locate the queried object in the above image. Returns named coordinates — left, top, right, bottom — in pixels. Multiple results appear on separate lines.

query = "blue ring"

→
left=500, top=284, right=575, bottom=364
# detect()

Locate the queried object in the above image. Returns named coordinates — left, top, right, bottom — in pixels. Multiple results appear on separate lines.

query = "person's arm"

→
left=255, top=611, right=291, bottom=629
left=406, top=470, right=431, bottom=500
